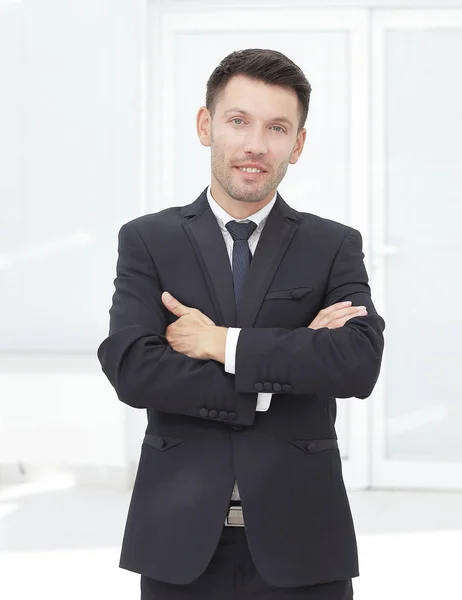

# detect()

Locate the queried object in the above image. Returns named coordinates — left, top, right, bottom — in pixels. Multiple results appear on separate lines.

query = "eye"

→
left=231, top=118, right=244, bottom=125
left=271, top=125, right=285, bottom=133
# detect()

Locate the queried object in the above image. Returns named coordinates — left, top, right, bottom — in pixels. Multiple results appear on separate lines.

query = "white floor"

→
left=0, top=476, right=461, bottom=599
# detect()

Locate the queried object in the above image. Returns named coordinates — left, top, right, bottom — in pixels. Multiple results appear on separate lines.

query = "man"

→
left=97, top=48, right=385, bottom=599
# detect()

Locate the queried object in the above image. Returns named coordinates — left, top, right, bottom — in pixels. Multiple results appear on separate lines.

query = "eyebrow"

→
left=223, top=108, right=294, bottom=128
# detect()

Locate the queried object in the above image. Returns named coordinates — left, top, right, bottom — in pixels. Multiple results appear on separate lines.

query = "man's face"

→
left=197, top=75, right=306, bottom=205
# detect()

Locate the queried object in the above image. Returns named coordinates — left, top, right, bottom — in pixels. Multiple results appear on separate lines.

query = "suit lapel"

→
left=181, top=188, right=301, bottom=328
left=236, top=199, right=299, bottom=327
left=182, top=190, right=236, bottom=326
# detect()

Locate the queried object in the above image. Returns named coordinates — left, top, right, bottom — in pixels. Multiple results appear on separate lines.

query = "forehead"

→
left=216, top=75, right=299, bottom=120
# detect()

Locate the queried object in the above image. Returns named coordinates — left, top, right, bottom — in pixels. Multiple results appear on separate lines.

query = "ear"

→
left=289, top=128, right=307, bottom=165
left=196, top=106, right=212, bottom=147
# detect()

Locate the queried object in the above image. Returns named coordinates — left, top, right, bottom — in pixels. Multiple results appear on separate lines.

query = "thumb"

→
left=162, top=291, right=190, bottom=318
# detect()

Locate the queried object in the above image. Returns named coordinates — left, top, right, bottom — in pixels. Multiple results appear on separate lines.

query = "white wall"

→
left=0, top=0, right=147, bottom=488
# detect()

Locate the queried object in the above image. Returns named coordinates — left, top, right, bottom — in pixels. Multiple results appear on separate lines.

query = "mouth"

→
left=233, top=166, right=268, bottom=178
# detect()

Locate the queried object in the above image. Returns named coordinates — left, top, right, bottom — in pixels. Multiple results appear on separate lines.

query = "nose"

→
left=242, top=127, right=268, bottom=156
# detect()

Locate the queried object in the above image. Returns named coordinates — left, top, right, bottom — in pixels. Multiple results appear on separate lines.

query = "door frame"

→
left=370, top=9, right=462, bottom=491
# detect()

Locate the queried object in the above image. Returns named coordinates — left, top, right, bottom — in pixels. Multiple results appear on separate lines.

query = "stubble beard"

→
left=210, top=142, right=289, bottom=205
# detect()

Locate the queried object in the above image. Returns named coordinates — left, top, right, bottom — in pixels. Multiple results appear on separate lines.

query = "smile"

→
left=234, top=167, right=267, bottom=176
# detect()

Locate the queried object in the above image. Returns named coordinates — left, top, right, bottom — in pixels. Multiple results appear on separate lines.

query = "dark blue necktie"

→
left=225, top=220, right=257, bottom=309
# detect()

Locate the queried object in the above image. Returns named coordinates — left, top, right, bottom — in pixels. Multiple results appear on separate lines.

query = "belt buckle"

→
left=225, top=505, right=245, bottom=527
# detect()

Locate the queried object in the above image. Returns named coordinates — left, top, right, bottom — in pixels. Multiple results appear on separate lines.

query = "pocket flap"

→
left=143, top=434, right=183, bottom=451
left=291, top=439, right=338, bottom=454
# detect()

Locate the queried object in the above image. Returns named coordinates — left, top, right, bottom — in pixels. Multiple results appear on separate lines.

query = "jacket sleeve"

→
left=234, top=229, right=385, bottom=399
left=97, top=222, right=258, bottom=426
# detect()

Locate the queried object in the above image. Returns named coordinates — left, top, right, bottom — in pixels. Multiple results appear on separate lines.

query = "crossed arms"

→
left=97, top=222, right=385, bottom=426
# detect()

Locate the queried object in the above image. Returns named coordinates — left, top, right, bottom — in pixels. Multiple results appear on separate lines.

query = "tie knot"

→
left=225, top=220, right=257, bottom=241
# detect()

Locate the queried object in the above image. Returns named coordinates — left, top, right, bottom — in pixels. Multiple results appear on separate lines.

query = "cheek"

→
left=212, top=136, right=236, bottom=160
left=278, top=147, right=292, bottom=169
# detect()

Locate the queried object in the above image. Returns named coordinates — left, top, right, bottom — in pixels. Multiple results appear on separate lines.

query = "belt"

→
left=224, top=504, right=245, bottom=527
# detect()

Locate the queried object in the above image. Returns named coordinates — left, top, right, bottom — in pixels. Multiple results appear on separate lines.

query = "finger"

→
left=319, top=306, right=367, bottom=325
left=309, top=306, right=367, bottom=329
left=186, top=307, right=215, bottom=326
left=319, top=301, right=353, bottom=316
left=328, top=311, right=368, bottom=329
left=161, top=291, right=190, bottom=317
left=327, top=306, right=367, bottom=320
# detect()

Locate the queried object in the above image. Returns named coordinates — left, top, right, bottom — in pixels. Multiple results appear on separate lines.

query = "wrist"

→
left=205, top=326, right=227, bottom=363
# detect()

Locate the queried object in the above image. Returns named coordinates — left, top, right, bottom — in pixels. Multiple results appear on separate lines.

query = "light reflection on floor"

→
left=0, top=478, right=460, bottom=599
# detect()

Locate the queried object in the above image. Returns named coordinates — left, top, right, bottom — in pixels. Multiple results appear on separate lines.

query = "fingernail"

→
left=163, top=292, right=172, bottom=301
left=342, top=301, right=352, bottom=305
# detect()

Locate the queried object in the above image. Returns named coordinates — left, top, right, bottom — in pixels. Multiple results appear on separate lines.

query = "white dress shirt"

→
left=206, top=185, right=276, bottom=412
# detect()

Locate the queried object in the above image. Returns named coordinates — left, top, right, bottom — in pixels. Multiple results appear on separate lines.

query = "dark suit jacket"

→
left=97, top=188, right=385, bottom=588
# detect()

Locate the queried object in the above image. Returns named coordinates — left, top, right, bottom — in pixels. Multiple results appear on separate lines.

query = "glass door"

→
left=371, top=9, right=462, bottom=490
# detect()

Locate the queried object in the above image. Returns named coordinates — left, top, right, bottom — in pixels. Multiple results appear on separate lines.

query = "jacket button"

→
left=199, top=408, right=209, bottom=417
left=228, top=412, right=237, bottom=420
left=292, top=290, right=305, bottom=299
left=306, top=442, right=317, bottom=452
left=263, top=382, right=273, bottom=392
left=255, top=382, right=264, bottom=392
left=273, top=383, right=282, bottom=392
left=282, top=384, right=292, bottom=392
left=231, top=425, right=243, bottom=431
left=209, top=409, right=218, bottom=418
left=219, top=410, right=228, bottom=419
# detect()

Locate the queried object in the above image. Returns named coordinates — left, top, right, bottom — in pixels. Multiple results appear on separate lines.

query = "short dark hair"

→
left=205, top=48, right=312, bottom=133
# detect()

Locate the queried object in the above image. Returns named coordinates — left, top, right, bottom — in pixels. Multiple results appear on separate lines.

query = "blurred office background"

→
left=1, top=1, right=461, bottom=598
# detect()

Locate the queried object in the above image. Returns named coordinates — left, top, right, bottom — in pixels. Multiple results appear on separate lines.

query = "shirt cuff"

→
left=224, top=327, right=241, bottom=375
left=256, top=393, right=272, bottom=411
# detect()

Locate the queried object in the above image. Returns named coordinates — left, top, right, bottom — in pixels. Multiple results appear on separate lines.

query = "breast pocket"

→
left=259, top=286, right=318, bottom=328
left=264, top=286, right=313, bottom=300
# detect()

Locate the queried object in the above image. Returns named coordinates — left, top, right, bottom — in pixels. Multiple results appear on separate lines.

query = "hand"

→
left=308, top=301, right=368, bottom=330
left=162, top=292, right=226, bottom=361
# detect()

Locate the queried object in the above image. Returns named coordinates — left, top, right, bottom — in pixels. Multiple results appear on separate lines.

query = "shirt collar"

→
left=206, top=185, right=277, bottom=233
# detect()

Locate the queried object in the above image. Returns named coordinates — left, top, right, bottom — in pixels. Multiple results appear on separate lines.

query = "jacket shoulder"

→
left=295, top=210, right=359, bottom=241
left=119, top=206, right=184, bottom=236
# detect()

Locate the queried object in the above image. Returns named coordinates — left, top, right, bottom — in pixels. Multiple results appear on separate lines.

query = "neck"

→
left=210, top=183, right=275, bottom=220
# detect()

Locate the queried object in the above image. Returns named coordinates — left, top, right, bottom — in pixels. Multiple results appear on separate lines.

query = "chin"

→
left=236, top=193, right=267, bottom=204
